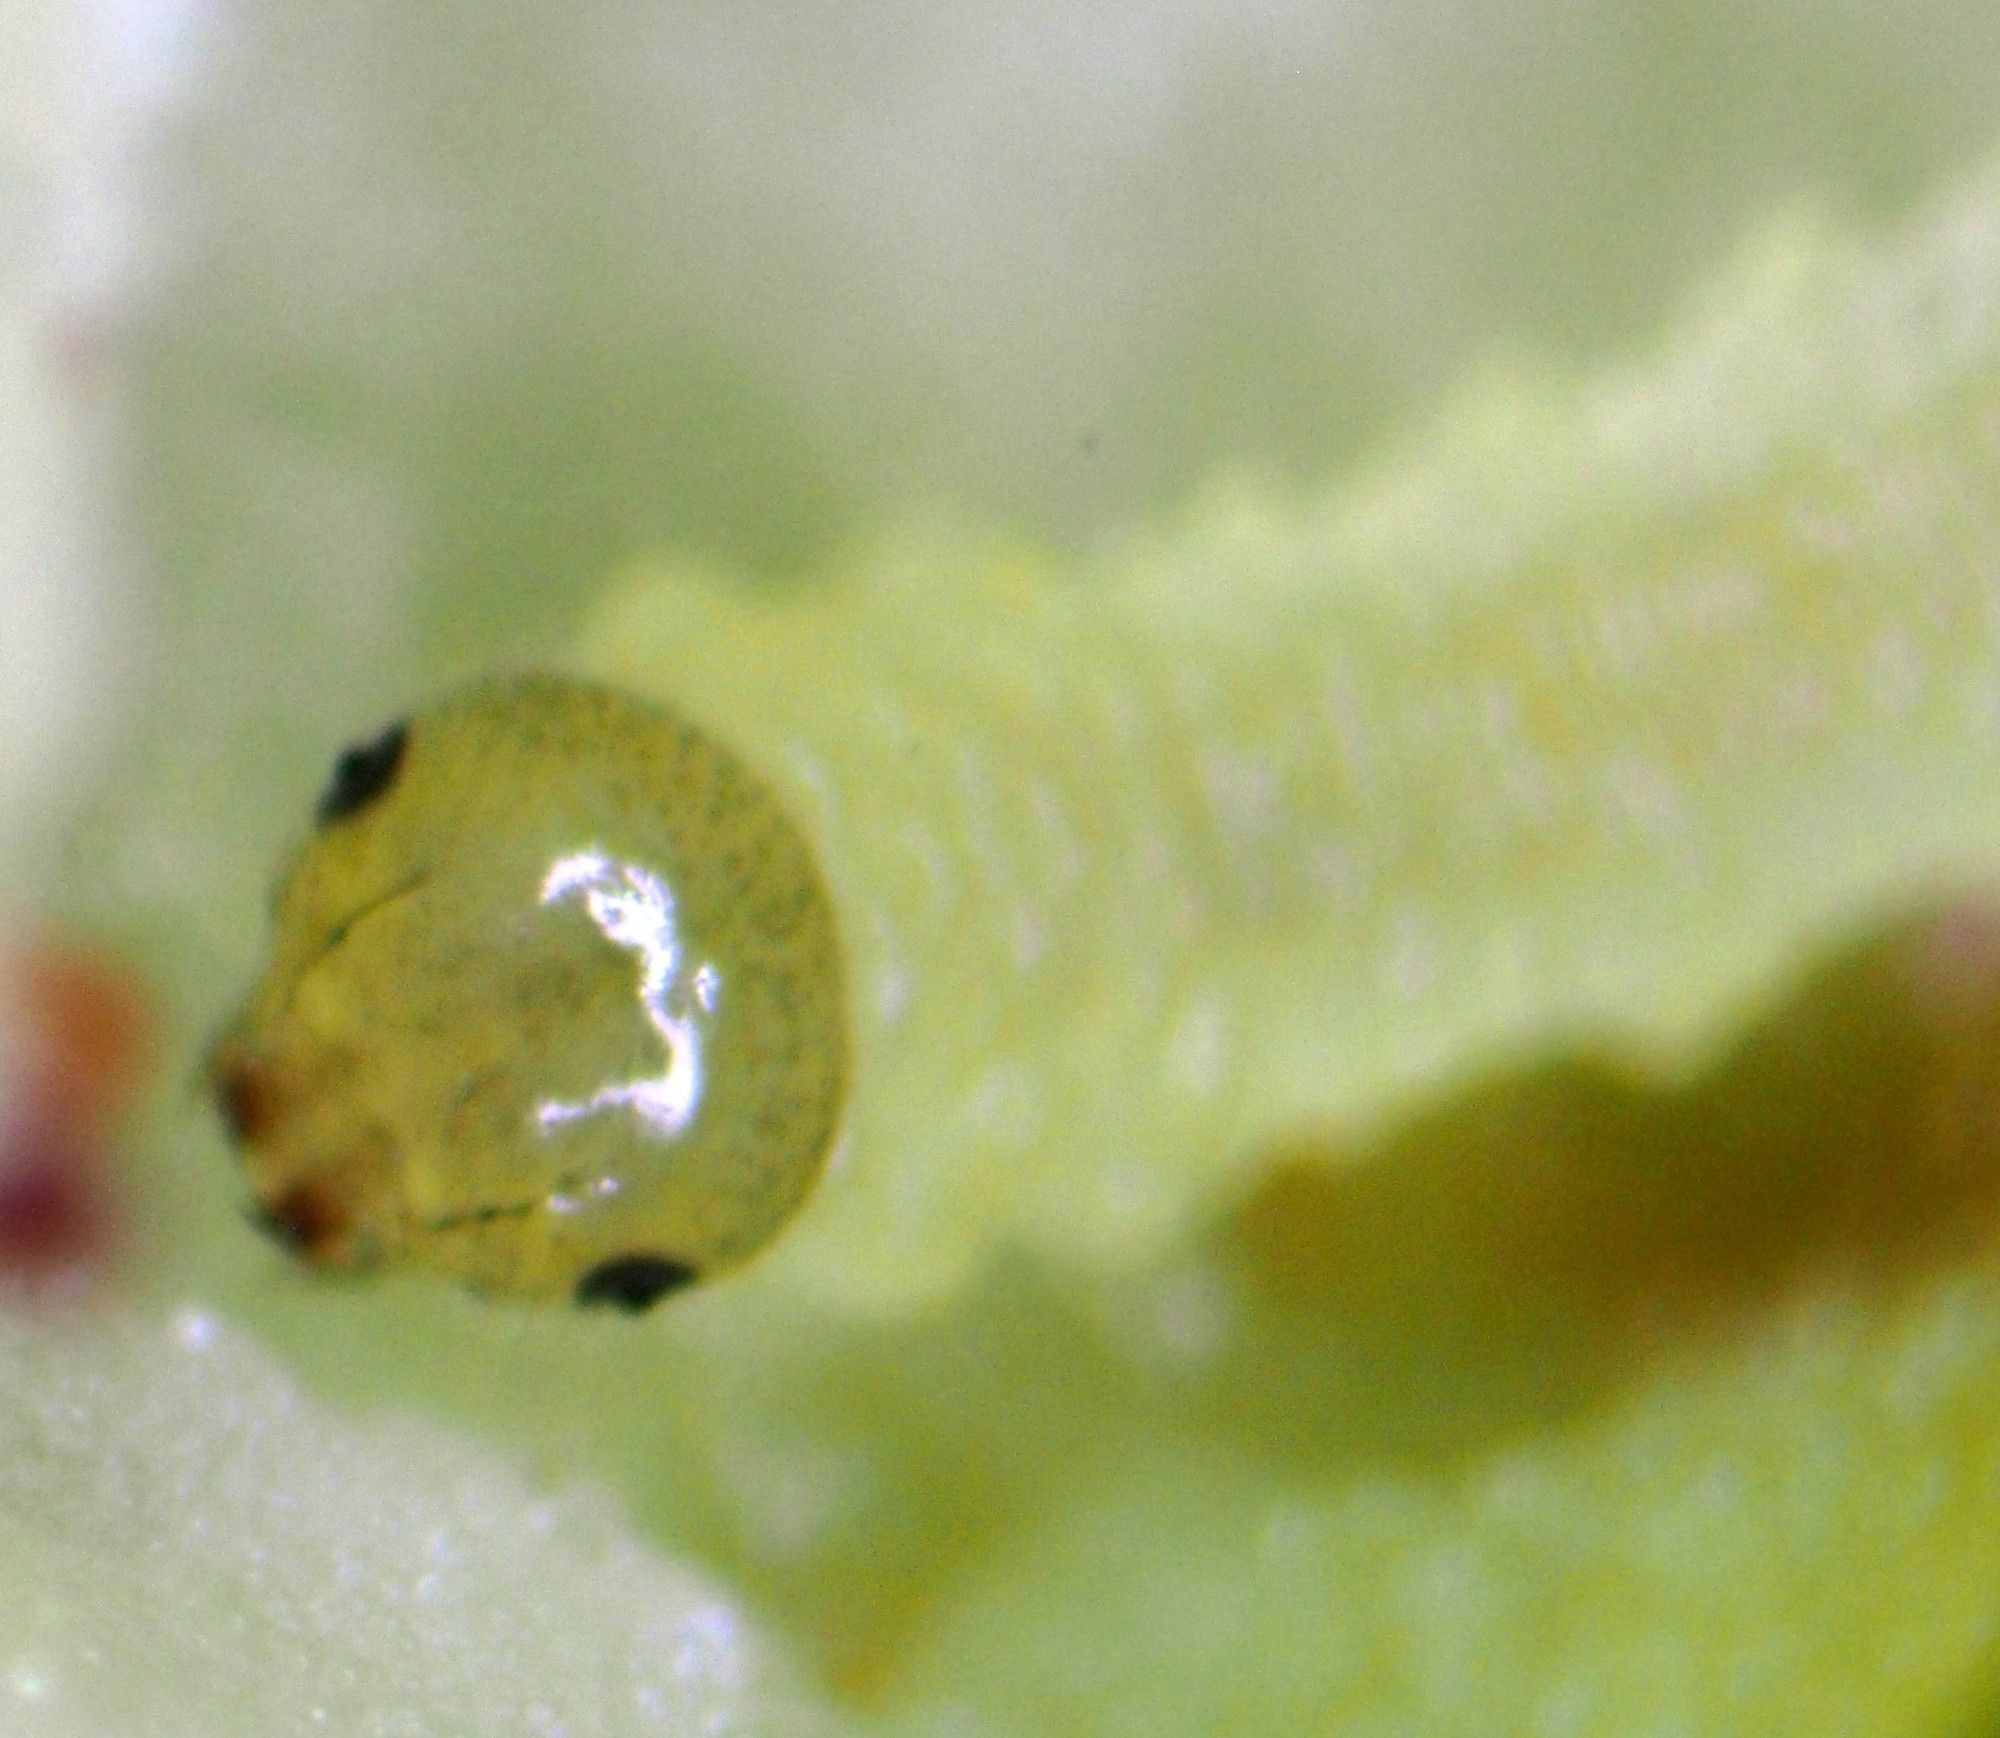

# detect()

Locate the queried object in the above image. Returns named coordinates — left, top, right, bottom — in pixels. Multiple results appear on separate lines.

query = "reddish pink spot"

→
left=0, top=1110, right=108, bottom=1281
left=0, top=939, right=151, bottom=1295
left=14, top=944, right=150, bottom=1125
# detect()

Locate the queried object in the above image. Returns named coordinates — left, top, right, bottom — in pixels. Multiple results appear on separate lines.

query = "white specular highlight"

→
left=534, top=848, right=720, bottom=1139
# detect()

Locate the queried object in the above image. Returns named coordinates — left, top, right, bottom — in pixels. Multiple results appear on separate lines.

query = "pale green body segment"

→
left=214, top=677, right=846, bottom=1306
left=583, top=211, right=2000, bottom=1307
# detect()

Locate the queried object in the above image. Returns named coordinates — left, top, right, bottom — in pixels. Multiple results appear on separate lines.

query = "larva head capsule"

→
left=210, top=675, right=848, bottom=1310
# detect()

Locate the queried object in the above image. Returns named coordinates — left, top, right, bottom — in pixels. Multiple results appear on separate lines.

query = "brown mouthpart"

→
left=211, top=1045, right=277, bottom=1146
left=247, top=1176, right=352, bottom=1261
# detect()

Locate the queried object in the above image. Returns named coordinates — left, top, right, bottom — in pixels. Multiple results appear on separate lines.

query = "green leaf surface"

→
left=887, top=1265, right=2000, bottom=1738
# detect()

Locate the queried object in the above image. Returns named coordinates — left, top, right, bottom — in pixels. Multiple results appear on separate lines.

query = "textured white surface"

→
left=0, top=1307, right=833, bottom=1737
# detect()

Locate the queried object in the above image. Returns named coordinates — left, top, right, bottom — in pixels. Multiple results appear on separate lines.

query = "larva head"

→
left=210, top=675, right=847, bottom=1310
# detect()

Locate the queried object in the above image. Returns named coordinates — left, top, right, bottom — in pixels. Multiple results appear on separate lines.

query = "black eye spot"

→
left=575, top=1253, right=699, bottom=1312
left=317, top=721, right=409, bottom=825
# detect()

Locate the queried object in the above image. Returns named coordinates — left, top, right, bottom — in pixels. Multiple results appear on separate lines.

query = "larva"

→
left=217, top=193, right=2000, bottom=1311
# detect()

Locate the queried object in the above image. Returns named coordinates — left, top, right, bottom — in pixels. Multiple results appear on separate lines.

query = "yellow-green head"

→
left=211, top=674, right=848, bottom=1310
